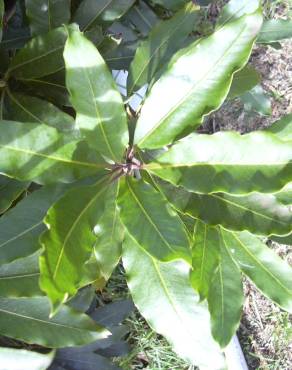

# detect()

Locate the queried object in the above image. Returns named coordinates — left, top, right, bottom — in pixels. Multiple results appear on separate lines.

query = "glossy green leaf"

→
left=8, top=25, right=73, bottom=80
left=0, top=0, right=3, bottom=42
left=190, top=220, right=220, bottom=300
left=25, top=0, right=71, bottom=36
left=64, top=27, right=128, bottom=162
left=0, top=297, right=109, bottom=347
left=221, top=229, right=292, bottom=313
left=228, top=65, right=261, bottom=99
left=146, top=131, right=292, bottom=194
left=122, top=235, right=225, bottom=369
left=134, top=10, right=263, bottom=149
left=127, top=2, right=200, bottom=95
left=241, top=84, right=272, bottom=116
left=207, top=228, right=244, bottom=348
left=0, top=347, right=54, bottom=370
left=0, top=120, right=104, bottom=184
left=118, top=177, right=191, bottom=263
left=0, top=251, right=42, bottom=297
left=40, top=179, right=109, bottom=310
left=0, top=176, right=29, bottom=214
left=257, top=19, right=292, bottom=43
left=5, top=92, right=75, bottom=131
left=217, top=0, right=260, bottom=27
left=74, top=0, right=135, bottom=31
left=267, top=114, right=292, bottom=141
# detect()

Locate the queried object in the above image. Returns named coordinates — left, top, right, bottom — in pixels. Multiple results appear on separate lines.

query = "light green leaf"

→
left=40, top=179, right=109, bottom=311
left=0, top=297, right=109, bottom=347
left=274, top=182, right=292, bottom=206
left=0, top=0, right=4, bottom=42
left=221, top=229, right=292, bottom=313
left=122, top=235, right=225, bottom=369
left=64, top=27, right=128, bottom=162
left=0, top=120, right=105, bottom=184
left=8, top=25, right=74, bottom=80
left=228, top=65, right=261, bottom=99
left=0, top=176, right=29, bottom=214
left=190, top=220, right=220, bottom=300
left=0, top=347, right=54, bottom=370
left=74, top=0, right=135, bottom=31
left=146, top=131, right=292, bottom=194
left=207, top=228, right=244, bottom=348
left=0, top=251, right=42, bottom=297
left=241, top=84, right=272, bottom=116
left=5, top=92, right=75, bottom=131
left=118, top=177, right=191, bottom=264
left=25, top=0, right=71, bottom=36
left=127, top=2, right=200, bottom=95
left=257, top=19, right=292, bottom=43
left=266, top=114, right=292, bottom=141
left=217, top=0, right=260, bottom=27
left=134, top=10, right=263, bottom=149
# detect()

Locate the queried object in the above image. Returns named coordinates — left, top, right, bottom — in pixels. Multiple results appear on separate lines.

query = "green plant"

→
left=0, top=0, right=291, bottom=369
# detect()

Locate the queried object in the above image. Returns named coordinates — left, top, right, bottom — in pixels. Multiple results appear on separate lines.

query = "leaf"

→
left=40, top=179, right=110, bottom=311
left=118, top=177, right=191, bottom=263
left=5, top=92, right=75, bottom=131
left=26, top=0, right=71, bottom=36
left=74, top=0, right=135, bottom=31
left=148, top=0, right=189, bottom=11
left=0, top=0, right=3, bottom=42
left=67, top=285, right=96, bottom=313
left=89, top=299, right=134, bottom=327
left=228, top=65, right=261, bottom=99
left=53, top=352, right=121, bottom=370
left=207, top=228, right=244, bottom=348
left=274, top=182, right=292, bottom=206
left=0, top=175, right=29, bottom=214
left=257, top=19, right=292, bottom=43
left=64, top=27, right=128, bottom=162
left=271, top=232, right=292, bottom=246
left=0, top=27, right=31, bottom=50
left=122, top=235, right=225, bottom=369
left=266, top=114, right=292, bottom=141
left=8, top=25, right=73, bottom=80
left=146, top=131, right=292, bottom=194
left=221, top=229, right=292, bottom=313
left=190, top=220, right=220, bottom=300
left=0, top=120, right=105, bottom=184
left=0, top=297, right=109, bottom=347
left=0, top=347, right=54, bottom=370
left=217, top=0, right=260, bottom=27
left=0, top=251, right=42, bottom=297
left=134, top=10, right=263, bottom=149
left=241, top=84, right=272, bottom=116
left=127, top=2, right=200, bottom=95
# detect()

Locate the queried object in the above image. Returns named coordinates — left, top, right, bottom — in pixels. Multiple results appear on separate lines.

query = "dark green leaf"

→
left=26, top=0, right=71, bottom=36
left=266, top=114, right=292, bottom=141
left=134, top=10, right=263, bottom=149
left=257, top=19, right=292, bottom=43
left=146, top=0, right=189, bottom=11
left=0, top=175, right=28, bottom=214
left=0, top=297, right=109, bottom=347
left=241, top=84, right=272, bottom=116
left=64, top=27, right=128, bottom=162
left=217, top=0, right=260, bottom=27
left=0, top=347, right=54, bottom=370
left=0, top=0, right=3, bottom=42
left=118, top=177, right=191, bottom=263
left=54, top=352, right=121, bottom=370
left=228, top=65, right=261, bottom=99
left=146, top=131, right=292, bottom=194
left=271, top=232, right=292, bottom=246
left=0, top=120, right=105, bottom=184
left=89, top=299, right=134, bottom=327
left=207, top=228, right=244, bottom=348
left=74, top=0, right=135, bottom=31
left=221, top=229, right=292, bottom=313
left=0, top=27, right=31, bottom=50
left=127, top=2, right=200, bottom=95
left=122, top=235, right=225, bottom=368
left=67, top=285, right=96, bottom=313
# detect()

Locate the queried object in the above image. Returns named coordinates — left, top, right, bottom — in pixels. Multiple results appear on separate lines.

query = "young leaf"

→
left=0, top=347, right=54, bottom=370
left=122, top=235, right=225, bottom=369
left=190, top=220, right=220, bottom=300
left=26, top=0, right=71, bottom=36
left=0, top=176, right=29, bottom=214
left=127, top=2, right=200, bottom=95
left=217, top=0, right=260, bottom=27
left=40, top=179, right=110, bottom=311
left=241, top=84, right=272, bottom=116
left=64, top=27, right=129, bottom=162
left=0, top=297, right=109, bottom=347
left=134, top=10, right=263, bottom=149
left=228, top=65, right=261, bottom=99
left=118, top=177, right=191, bottom=264
left=266, top=114, right=292, bottom=141
left=0, top=121, right=105, bottom=184
left=207, top=228, right=244, bottom=348
left=221, top=229, right=292, bottom=313
left=146, top=131, right=292, bottom=194
left=257, top=19, right=292, bottom=43
left=74, top=0, right=135, bottom=31
left=5, top=92, right=75, bottom=131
